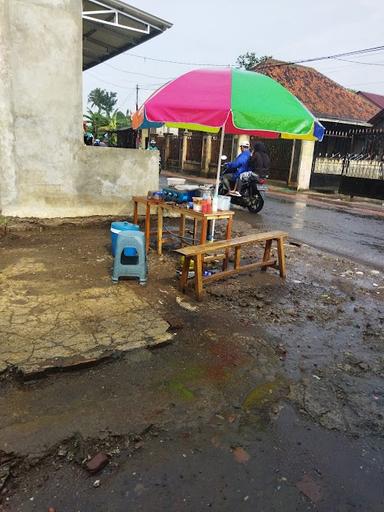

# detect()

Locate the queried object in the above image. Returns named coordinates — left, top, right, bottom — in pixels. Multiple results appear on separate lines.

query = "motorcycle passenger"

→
left=222, top=141, right=251, bottom=193
left=248, top=141, right=270, bottom=176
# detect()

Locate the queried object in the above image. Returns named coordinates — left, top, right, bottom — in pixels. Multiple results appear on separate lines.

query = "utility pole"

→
left=136, top=84, right=139, bottom=111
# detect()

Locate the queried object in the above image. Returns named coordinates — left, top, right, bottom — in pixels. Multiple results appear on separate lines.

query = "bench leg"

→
left=223, top=216, right=233, bottom=270
left=234, top=245, right=241, bottom=270
left=277, top=237, right=286, bottom=278
left=180, top=256, right=190, bottom=292
left=261, top=239, right=272, bottom=271
left=194, top=254, right=203, bottom=301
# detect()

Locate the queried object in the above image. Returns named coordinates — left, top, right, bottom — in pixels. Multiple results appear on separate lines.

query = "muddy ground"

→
left=0, top=216, right=383, bottom=511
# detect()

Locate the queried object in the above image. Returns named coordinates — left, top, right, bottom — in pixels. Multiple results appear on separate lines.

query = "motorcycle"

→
left=218, top=156, right=268, bottom=213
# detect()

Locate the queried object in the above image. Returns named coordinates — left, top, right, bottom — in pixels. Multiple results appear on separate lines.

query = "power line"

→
left=102, top=62, right=175, bottom=80
left=104, top=44, right=384, bottom=70
left=123, top=51, right=232, bottom=67
left=334, top=57, right=384, bottom=67
left=86, top=71, right=165, bottom=90
left=260, top=44, right=384, bottom=68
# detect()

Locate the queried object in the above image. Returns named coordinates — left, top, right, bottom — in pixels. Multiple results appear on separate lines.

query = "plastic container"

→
left=193, top=197, right=203, bottom=212
left=212, top=196, right=218, bottom=212
left=201, top=197, right=212, bottom=214
left=218, top=195, right=231, bottom=211
left=111, top=221, right=140, bottom=257
left=167, top=177, right=186, bottom=186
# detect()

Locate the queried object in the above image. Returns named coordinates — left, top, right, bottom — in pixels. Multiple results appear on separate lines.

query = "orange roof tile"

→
left=254, top=59, right=379, bottom=124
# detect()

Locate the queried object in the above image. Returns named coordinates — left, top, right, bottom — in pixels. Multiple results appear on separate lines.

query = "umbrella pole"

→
left=208, top=126, right=225, bottom=241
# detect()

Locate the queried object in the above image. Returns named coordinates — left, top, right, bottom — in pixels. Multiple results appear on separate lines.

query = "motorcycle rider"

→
left=222, top=141, right=251, bottom=193
left=147, top=139, right=162, bottom=173
left=147, top=139, right=159, bottom=151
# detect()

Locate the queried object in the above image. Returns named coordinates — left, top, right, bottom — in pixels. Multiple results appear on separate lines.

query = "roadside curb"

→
left=162, top=171, right=384, bottom=218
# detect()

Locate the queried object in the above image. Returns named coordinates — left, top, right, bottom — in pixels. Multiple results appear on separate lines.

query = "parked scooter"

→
left=218, top=156, right=268, bottom=213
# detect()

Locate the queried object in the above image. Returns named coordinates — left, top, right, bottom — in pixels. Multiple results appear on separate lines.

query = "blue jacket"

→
left=225, top=149, right=251, bottom=179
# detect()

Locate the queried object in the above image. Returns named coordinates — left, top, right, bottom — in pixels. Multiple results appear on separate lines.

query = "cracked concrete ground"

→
left=0, top=228, right=171, bottom=375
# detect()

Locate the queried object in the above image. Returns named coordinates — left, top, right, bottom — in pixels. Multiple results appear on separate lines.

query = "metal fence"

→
left=313, top=128, right=384, bottom=180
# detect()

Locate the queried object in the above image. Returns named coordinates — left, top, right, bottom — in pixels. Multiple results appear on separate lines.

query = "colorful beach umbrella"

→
left=132, top=68, right=325, bottom=141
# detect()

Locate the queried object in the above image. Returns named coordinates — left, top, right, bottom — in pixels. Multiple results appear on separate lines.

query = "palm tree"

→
left=88, top=88, right=118, bottom=116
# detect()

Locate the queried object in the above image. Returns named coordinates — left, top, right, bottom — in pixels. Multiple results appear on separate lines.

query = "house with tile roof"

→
left=251, top=59, right=382, bottom=191
left=254, top=59, right=379, bottom=126
left=357, top=91, right=384, bottom=129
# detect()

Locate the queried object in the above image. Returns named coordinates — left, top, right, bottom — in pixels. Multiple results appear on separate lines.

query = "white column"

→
left=297, top=140, right=315, bottom=190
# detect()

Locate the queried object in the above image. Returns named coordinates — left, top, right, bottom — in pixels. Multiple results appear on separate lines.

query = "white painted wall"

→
left=0, top=0, right=158, bottom=218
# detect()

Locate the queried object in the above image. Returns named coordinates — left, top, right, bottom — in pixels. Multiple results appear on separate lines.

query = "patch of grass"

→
left=0, top=216, right=8, bottom=225
left=168, top=381, right=195, bottom=400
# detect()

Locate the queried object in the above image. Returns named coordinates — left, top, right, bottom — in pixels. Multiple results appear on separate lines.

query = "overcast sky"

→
left=83, top=0, right=384, bottom=113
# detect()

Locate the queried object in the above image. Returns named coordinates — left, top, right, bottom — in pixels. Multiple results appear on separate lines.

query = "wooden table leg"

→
left=223, top=216, right=233, bottom=270
left=277, top=237, right=286, bottom=278
left=145, top=203, right=151, bottom=254
left=157, top=206, right=163, bottom=256
left=179, top=213, right=186, bottom=247
left=180, top=256, right=190, bottom=292
left=225, top=216, right=233, bottom=240
left=261, top=239, right=272, bottom=271
left=200, top=218, right=208, bottom=244
left=194, top=253, right=203, bottom=301
left=193, top=219, right=198, bottom=243
left=133, top=200, right=138, bottom=225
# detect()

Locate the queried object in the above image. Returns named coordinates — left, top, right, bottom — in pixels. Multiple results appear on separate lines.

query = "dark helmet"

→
left=253, top=141, right=267, bottom=153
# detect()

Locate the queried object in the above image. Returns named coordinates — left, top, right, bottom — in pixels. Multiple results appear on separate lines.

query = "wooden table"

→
left=132, top=196, right=235, bottom=255
left=132, top=196, right=161, bottom=254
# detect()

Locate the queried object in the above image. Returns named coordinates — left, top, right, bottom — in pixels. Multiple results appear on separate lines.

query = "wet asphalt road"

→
left=235, top=195, right=384, bottom=269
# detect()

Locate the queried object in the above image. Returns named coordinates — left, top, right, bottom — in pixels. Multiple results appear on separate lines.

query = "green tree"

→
left=83, top=108, right=109, bottom=139
left=88, top=88, right=118, bottom=116
left=236, top=52, right=272, bottom=70
left=98, top=109, right=132, bottom=145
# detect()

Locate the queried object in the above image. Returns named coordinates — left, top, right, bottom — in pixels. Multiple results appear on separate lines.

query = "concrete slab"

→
left=0, top=239, right=171, bottom=376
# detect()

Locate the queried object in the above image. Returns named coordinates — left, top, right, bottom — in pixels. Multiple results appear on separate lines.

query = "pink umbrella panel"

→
left=133, top=68, right=325, bottom=141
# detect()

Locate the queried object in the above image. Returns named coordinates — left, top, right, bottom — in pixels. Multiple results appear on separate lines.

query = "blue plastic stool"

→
left=112, top=231, right=147, bottom=284
left=110, top=221, right=140, bottom=257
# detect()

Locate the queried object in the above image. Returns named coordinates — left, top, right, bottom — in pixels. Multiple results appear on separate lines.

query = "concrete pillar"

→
left=0, top=0, right=159, bottom=217
left=297, top=140, right=315, bottom=190
left=201, top=134, right=212, bottom=176
left=0, top=0, right=17, bottom=211
left=180, top=131, right=189, bottom=170
left=140, top=129, right=149, bottom=149
left=164, top=133, right=171, bottom=168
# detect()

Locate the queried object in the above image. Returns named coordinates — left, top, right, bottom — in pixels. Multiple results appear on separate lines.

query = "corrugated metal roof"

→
left=83, top=0, right=172, bottom=70
left=357, top=91, right=384, bottom=110
left=254, top=59, right=379, bottom=125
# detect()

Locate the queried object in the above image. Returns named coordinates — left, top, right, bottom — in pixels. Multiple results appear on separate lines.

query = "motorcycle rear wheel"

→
left=247, top=192, right=264, bottom=213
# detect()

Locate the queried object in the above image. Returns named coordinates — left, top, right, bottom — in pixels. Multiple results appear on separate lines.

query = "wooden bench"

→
left=175, top=231, right=288, bottom=301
